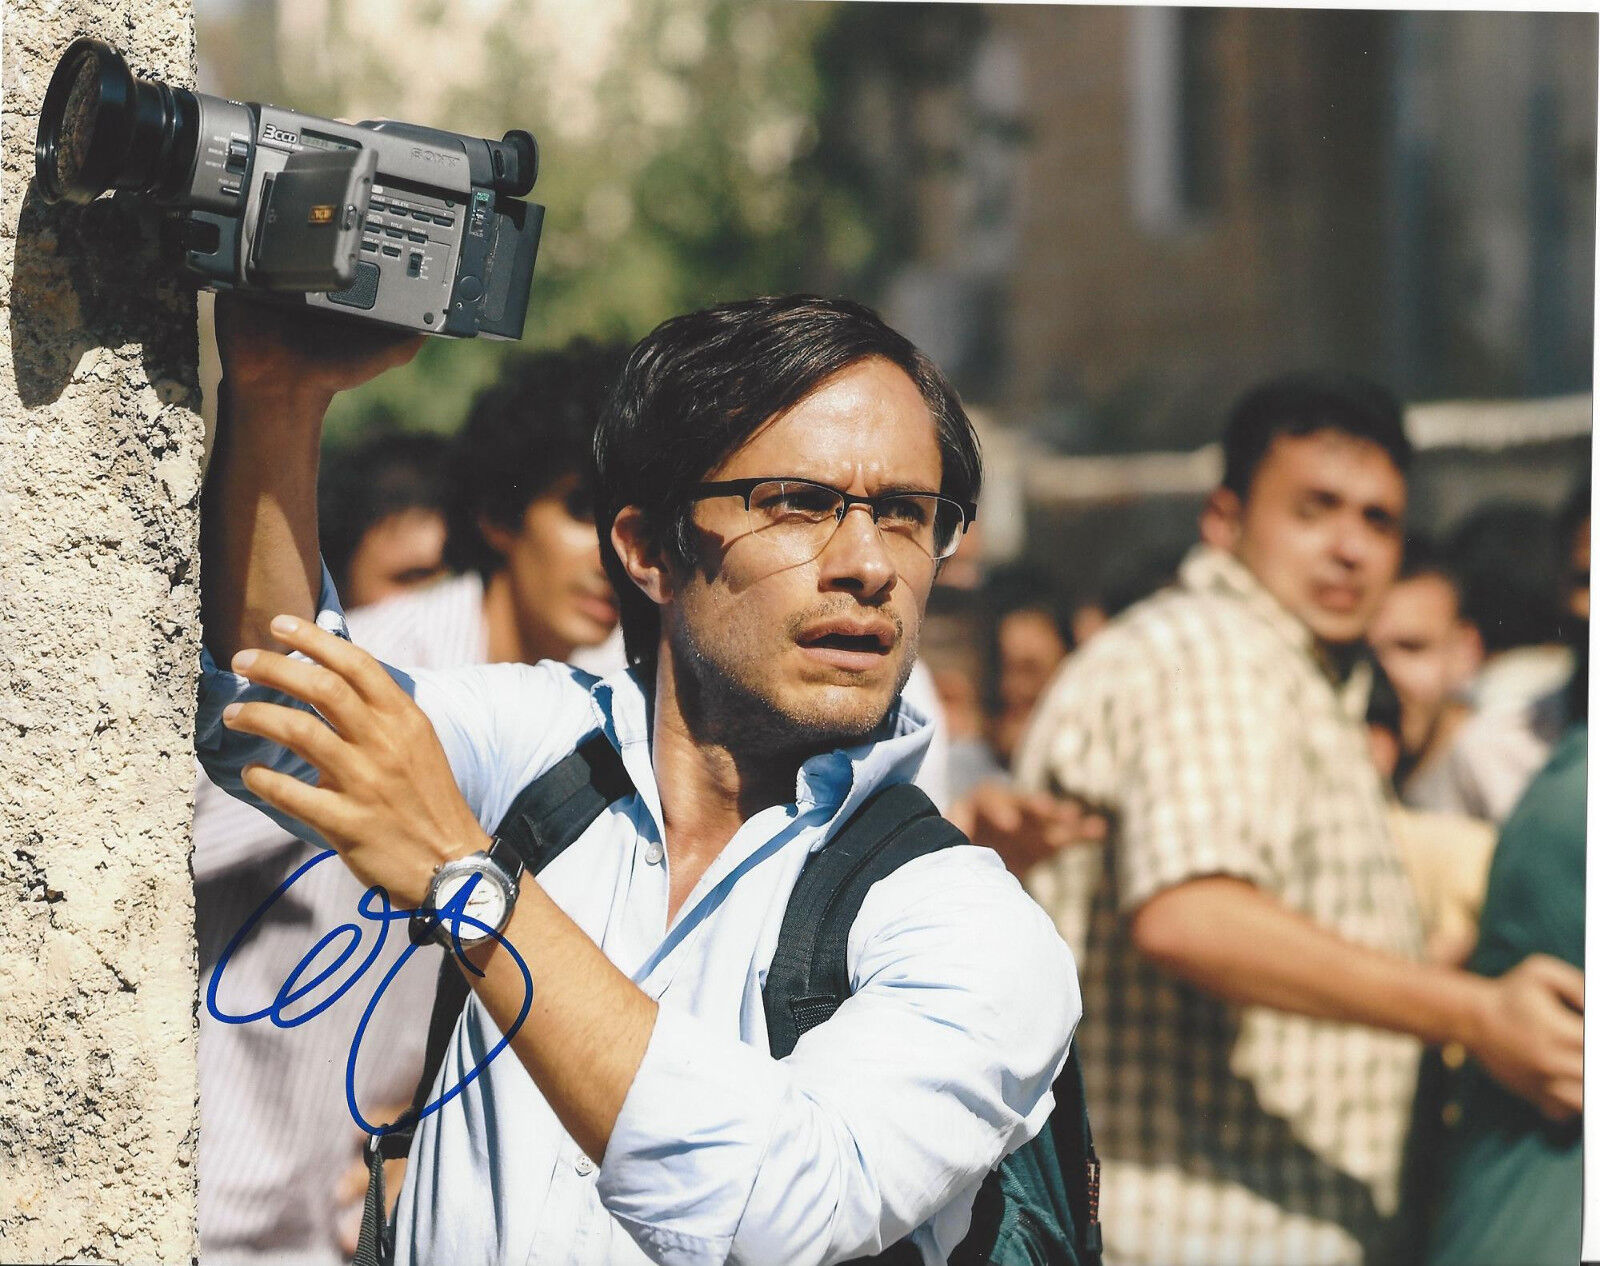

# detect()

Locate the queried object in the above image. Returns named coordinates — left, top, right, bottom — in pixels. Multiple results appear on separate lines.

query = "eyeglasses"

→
left=688, top=477, right=975, bottom=565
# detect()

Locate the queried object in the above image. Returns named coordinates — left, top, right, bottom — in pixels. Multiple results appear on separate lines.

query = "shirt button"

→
left=644, top=841, right=664, bottom=865
left=575, top=1153, right=595, bottom=1176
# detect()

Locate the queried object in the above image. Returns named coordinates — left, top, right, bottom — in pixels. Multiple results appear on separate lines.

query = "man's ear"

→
left=1199, top=487, right=1244, bottom=552
left=477, top=511, right=519, bottom=556
left=1448, top=619, right=1486, bottom=686
left=610, top=506, right=674, bottom=607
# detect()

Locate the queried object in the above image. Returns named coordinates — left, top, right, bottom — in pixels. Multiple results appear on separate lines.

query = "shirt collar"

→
left=1178, top=544, right=1313, bottom=654
left=585, top=664, right=935, bottom=845
left=1179, top=543, right=1370, bottom=706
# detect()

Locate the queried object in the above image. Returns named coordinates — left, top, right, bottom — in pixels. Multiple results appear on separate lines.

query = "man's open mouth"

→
left=804, top=631, right=891, bottom=654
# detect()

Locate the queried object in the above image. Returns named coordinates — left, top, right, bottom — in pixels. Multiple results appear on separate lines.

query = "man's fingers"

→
left=224, top=699, right=356, bottom=780
left=248, top=614, right=400, bottom=709
left=229, top=648, right=378, bottom=740
left=1544, top=1077, right=1584, bottom=1120
left=240, top=763, right=350, bottom=841
left=1531, top=953, right=1585, bottom=1011
left=334, top=1156, right=368, bottom=1204
left=1019, top=792, right=1108, bottom=850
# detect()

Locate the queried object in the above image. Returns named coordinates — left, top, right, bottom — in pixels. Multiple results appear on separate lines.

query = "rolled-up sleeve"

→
left=195, top=563, right=359, bottom=847
left=596, top=847, right=1080, bottom=1266
left=195, top=562, right=576, bottom=847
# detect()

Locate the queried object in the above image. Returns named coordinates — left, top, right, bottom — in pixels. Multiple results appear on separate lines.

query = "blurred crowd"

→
left=196, top=339, right=1588, bottom=1266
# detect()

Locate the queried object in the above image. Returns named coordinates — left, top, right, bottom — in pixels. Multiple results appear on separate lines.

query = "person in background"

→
left=1448, top=502, right=1571, bottom=715
left=1367, top=538, right=1484, bottom=810
left=1364, top=664, right=1494, bottom=967
left=982, top=566, right=1074, bottom=768
left=1422, top=481, right=1590, bottom=823
left=195, top=342, right=626, bottom=1266
left=1423, top=495, right=1588, bottom=1266
left=918, top=588, right=1007, bottom=801
left=319, top=430, right=452, bottom=608
left=1013, top=372, right=1583, bottom=1266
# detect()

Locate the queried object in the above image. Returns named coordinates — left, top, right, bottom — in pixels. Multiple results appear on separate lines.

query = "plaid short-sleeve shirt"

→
left=1014, top=546, right=1423, bottom=1266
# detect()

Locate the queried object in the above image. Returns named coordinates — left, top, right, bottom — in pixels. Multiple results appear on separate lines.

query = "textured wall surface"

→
left=1, top=3, right=201, bottom=1262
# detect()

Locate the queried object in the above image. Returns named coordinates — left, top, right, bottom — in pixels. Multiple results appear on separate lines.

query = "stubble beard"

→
left=667, top=608, right=918, bottom=764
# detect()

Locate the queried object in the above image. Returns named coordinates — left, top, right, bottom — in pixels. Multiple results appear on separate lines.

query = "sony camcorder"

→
left=34, top=38, right=543, bottom=339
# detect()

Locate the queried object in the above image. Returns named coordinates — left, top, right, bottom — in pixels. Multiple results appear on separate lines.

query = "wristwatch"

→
left=409, top=839, right=523, bottom=949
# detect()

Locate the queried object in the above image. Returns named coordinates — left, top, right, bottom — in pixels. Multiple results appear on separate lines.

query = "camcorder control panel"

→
left=35, top=38, right=543, bottom=340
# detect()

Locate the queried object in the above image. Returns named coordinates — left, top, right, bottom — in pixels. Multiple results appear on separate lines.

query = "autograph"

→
left=206, top=848, right=533, bottom=1134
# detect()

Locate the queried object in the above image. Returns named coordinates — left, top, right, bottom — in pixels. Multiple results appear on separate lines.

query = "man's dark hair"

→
left=444, top=341, right=629, bottom=577
left=1395, top=532, right=1464, bottom=592
left=1221, top=371, right=1412, bottom=500
left=319, top=430, right=452, bottom=595
left=1364, top=657, right=1403, bottom=740
left=983, top=564, right=1076, bottom=650
left=594, top=295, right=981, bottom=666
left=1447, top=502, right=1564, bottom=654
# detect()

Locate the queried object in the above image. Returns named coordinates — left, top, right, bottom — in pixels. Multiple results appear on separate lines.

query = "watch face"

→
left=435, top=867, right=509, bottom=942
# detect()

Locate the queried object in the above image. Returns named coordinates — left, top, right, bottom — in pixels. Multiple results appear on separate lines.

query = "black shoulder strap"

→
left=355, top=730, right=632, bottom=1266
left=762, top=781, right=963, bottom=1266
left=763, top=781, right=963, bottom=1059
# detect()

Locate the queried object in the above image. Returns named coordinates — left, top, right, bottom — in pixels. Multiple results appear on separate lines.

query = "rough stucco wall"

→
left=1, top=3, right=201, bottom=1263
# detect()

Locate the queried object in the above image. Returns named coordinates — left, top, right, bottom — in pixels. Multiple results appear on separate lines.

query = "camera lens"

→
left=35, top=38, right=198, bottom=205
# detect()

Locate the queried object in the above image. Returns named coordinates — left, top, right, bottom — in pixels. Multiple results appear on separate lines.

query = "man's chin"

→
left=772, top=679, right=898, bottom=746
left=1307, top=616, right=1375, bottom=651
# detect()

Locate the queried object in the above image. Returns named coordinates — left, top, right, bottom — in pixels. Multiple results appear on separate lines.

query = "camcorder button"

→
left=410, top=210, right=431, bottom=222
left=384, top=226, right=404, bottom=239
left=431, top=214, right=453, bottom=227
left=407, top=230, right=427, bottom=243
left=382, top=244, right=402, bottom=257
left=361, top=238, right=379, bottom=253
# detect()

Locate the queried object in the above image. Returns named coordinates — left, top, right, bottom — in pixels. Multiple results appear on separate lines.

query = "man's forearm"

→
left=1130, top=876, right=1491, bottom=1048
left=465, top=879, right=659, bottom=1164
left=199, top=375, right=330, bottom=662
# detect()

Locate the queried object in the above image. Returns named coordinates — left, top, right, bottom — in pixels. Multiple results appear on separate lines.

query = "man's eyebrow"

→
left=873, top=480, right=942, bottom=497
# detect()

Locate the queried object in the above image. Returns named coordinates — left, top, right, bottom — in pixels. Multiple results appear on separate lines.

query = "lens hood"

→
left=36, top=38, right=135, bottom=203
left=35, top=38, right=196, bottom=206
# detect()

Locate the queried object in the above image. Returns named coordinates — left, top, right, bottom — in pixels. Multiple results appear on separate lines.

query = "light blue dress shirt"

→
left=196, top=571, right=1081, bottom=1266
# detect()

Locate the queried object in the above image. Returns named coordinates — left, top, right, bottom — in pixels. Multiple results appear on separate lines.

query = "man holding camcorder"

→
left=194, top=293, right=1081, bottom=1265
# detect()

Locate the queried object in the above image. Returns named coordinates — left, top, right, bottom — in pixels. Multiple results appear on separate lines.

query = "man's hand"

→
left=214, top=292, right=424, bottom=404
left=1465, top=953, right=1584, bottom=1121
left=949, top=781, right=1107, bottom=877
left=334, top=1105, right=409, bottom=1260
left=201, top=296, right=424, bottom=661
left=222, top=613, right=488, bottom=908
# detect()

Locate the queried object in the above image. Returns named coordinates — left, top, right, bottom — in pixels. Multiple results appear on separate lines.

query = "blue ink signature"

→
left=206, top=848, right=533, bottom=1134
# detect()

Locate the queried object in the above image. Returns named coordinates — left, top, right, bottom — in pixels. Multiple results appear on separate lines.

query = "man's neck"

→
left=482, top=568, right=569, bottom=666
left=647, top=649, right=814, bottom=919
left=1409, top=699, right=1471, bottom=777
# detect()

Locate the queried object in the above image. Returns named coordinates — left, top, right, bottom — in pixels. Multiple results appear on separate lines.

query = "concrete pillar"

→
left=2, top=3, right=201, bottom=1261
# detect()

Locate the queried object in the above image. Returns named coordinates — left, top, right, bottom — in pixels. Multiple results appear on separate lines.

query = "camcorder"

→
left=34, top=38, right=543, bottom=340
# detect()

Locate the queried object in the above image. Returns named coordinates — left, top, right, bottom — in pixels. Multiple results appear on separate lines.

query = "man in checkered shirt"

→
left=1013, top=373, right=1584, bottom=1265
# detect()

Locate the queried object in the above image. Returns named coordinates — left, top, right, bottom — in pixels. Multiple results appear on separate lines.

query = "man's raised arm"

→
left=199, top=295, right=422, bottom=662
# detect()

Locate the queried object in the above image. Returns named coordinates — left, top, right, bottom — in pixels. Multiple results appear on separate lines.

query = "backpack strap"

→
left=354, top=729, right=632, bottom=1266
left=763, top=781, right=961, bottom=1266
left=764, top=780, right=962, bottom=1061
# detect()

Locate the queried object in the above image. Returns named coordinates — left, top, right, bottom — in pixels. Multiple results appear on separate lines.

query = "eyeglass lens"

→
left=743, top=480, right=964, bottom=563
